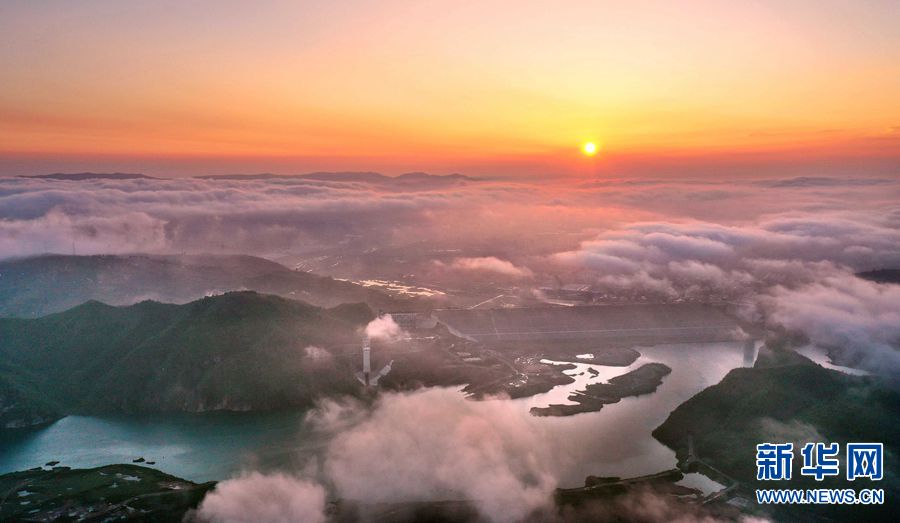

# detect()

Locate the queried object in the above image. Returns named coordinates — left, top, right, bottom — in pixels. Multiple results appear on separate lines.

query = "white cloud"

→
left=766, top=274, right=900, bottom=375
left=365, top=314, right=404, bottom=341
left=198, top=389, right=559, bottom=523
left=303, top=345, right=332, bottom=362
left=196, top=472, right=326, bottom=523
left=315, top=388, right=557, bottom=523
left=447, top=256, right=533, bottom=278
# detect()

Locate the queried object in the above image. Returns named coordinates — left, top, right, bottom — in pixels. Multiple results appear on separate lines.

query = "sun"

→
left=582, top=142, right=598, bottom=156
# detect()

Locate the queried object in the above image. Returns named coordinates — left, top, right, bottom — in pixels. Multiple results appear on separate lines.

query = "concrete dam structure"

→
left=433, top=303, right=745, bottom=344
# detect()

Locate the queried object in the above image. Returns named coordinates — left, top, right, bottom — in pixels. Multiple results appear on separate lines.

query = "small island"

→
left=530, top=362, right=672, bottom=416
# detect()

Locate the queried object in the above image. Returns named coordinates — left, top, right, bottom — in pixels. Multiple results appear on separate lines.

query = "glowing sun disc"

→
left=582, top=142, right=598, bottom=156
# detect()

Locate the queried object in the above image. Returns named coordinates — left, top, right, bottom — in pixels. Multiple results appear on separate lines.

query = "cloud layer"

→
left=766, top=275, right=900, bottom=375
left=364, top=314, right=404, bottom=341
left=2, top=173, right=899, bottom=376
left=446, top=256, right=534, bottom=278
left=550, top=214, right=900, bottom=299
left=3, top=174, right=897, bottom=266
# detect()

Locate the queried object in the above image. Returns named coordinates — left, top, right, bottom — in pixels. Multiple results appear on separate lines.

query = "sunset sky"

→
left=1, top=0, right=899, bottom=177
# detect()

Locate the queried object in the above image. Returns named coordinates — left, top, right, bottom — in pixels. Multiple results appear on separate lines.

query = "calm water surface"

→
left=0, top=411, right=323, bottom=482
left=512, top=341, right=755, bottom=486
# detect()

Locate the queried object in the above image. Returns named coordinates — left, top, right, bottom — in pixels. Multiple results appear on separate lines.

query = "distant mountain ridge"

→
left=13, top=171, right=477, bottom=184
left=0, top=291, right=372, bottom=428
left=857, top=268, right=900, bottom=284
left=20, top=172, right=156, bottom=180
left=0, top=253, right=415, bottom=318
left=197, top=171, right=477, bottom=183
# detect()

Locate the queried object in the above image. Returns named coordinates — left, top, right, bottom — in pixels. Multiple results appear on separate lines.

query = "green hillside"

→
left=0, top=292, right=372, bottom=425
left=653, top=348, right=900, bottom=521
left=0, top=367, right=62, bottom=429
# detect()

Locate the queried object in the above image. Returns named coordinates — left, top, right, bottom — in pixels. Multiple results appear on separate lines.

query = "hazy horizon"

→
left=2, top=0, right=898, bottom=177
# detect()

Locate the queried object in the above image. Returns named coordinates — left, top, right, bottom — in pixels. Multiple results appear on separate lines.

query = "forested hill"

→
left=0, top=292, right=372, bottom=428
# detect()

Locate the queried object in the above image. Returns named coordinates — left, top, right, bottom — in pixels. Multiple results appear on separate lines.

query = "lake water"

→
left=0, top=341, right=756, bottom=487
left=0, top=411, right=327, bottom=483
left=510, top=341, right=756, bottom=486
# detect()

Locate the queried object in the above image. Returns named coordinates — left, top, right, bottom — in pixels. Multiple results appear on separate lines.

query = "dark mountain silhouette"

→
left=0, top=253, right=414, bottom=318
left=0, top=292, right=372, bottom=428
left=20, top=172, right=156, bottom=180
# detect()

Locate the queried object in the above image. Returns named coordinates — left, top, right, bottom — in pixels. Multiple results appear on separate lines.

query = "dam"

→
left=432, top=303, right=745, bottom=344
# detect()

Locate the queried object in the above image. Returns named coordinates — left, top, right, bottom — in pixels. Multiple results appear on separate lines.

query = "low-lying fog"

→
left=2, top=173, right=898, bottom=375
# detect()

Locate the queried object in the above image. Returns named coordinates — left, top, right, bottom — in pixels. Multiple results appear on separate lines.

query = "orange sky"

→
left=1, top=0, right=899, bottom=176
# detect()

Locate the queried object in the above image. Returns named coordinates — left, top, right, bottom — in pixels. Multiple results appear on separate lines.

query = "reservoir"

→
left=1, top=341, right=756, bottom=487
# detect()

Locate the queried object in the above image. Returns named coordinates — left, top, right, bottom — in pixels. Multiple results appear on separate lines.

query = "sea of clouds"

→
left=2, top=173, right=898, bottom=376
